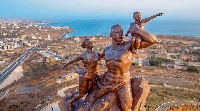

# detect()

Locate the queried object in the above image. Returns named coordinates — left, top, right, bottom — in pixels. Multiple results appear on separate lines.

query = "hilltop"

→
left=0, top=34, right=200, bottom=110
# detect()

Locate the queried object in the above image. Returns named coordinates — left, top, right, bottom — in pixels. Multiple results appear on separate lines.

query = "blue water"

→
left=46, top=19, right=200, bottom=38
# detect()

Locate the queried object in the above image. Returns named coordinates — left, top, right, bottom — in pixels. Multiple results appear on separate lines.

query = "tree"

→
left=149, top=57, right=163, bottom=66
left=187, top=66, right=199, bottom=73
left=197, top=56, right=200, bottom=62
left=190, top=49, right=200, bottom=56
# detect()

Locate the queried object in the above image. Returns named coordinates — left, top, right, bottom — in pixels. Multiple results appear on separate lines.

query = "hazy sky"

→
left=0, top=0, right=199, bottom=21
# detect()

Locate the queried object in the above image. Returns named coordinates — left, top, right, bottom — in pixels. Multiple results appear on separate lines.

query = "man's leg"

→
left=117, top=81, right=133, bottom=111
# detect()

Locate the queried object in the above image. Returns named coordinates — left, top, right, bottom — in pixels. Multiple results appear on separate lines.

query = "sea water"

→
left=46, top=19, right=200, bottom=38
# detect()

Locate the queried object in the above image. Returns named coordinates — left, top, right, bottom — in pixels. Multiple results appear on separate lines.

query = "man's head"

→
left=110, top=24, right=123, bottom=43
left=81, top=38, right=94, bottom=49
left=133, top=12, right=141, bottom=21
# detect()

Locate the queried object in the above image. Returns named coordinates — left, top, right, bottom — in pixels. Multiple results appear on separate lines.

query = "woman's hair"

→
left=110, top=24, right=123, bottom=37
left=81, top=38, right=90, bottom=48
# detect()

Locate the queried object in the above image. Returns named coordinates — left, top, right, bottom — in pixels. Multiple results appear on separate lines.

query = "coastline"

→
left=61, top=29, right=74, bottom=38
left=62, top=33, right=200, bottom=41
left=24, top=20, right=200, bottom=42
left=61, top=29, right=200, bottom=39
left=37, top=21, right=74, bottom=39
left=42, top=19, right=200, bottom=38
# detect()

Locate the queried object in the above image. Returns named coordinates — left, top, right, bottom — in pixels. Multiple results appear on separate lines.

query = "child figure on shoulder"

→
left=125, top=11, right=163, bottom=54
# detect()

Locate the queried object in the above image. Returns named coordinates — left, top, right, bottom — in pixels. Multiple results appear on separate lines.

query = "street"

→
left=0, top=46, right=37, bottom=84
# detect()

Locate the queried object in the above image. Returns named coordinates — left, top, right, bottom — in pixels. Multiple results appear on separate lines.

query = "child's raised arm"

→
left=141, top=13, right=163, bottom=23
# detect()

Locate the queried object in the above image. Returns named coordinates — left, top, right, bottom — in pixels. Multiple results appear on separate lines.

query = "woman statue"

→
left=61, top=38, right=101, bottom=111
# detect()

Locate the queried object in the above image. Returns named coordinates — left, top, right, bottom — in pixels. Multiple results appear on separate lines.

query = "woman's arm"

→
left=61, top=54, right=82, bottom=69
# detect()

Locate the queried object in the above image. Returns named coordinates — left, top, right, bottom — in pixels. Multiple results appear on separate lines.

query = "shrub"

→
left=131, top=62, right=136, bottom=66
left=149, top=57, right=175, bottom=66
left=149, top=57, right=163, bottom=66
left=187, top=66, right=199, bottom=73
left=196, top=56, right=200, bottom=62
left=190, top=49, right=200, bottom=56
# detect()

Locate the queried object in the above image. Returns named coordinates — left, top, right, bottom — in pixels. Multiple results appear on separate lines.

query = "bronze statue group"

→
left=61, top=12, right=163, bottom=111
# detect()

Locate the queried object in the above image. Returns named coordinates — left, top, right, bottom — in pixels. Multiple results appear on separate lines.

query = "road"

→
left=0, top=45, right=37, bottom=84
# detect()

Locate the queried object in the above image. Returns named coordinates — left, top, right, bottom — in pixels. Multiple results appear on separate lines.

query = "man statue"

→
left=76, top=24, right=157, bottom=111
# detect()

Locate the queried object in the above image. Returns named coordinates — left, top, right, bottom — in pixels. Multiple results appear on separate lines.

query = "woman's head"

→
left=81, top=38, right=94, bottom=49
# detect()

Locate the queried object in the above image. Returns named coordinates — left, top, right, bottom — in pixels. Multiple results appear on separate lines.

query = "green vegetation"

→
left=187, top=66, right=199, bottom=73
left=131, top=62, right=136, bottom=66
left=149, top=57, right=163, bottom=66
left=197, top=56, right=200, bottom=62
left=23, top=72, right=31, bottom=76
left=190, top=49, right=200, bottom=56
left=170, top=55, right=176, bottom=59
left=149, top=57, right=175, bottom=66
left=146, top=87, right=200, bottom=111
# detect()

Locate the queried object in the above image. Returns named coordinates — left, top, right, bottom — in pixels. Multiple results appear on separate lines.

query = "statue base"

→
left=59, top=77, right=150, bottom=111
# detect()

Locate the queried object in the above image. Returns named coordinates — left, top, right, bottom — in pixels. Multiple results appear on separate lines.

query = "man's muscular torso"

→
left=104, top=41, right=134, bottom=77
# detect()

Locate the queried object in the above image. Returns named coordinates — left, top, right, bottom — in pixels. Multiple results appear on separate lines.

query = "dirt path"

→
left=57, top=84, right=78, bottom=97
left=14, top=82, right=45, bottom=94
left=155, top=101, right=200, bottom=111
left=137, top=75, right=196, bottom=87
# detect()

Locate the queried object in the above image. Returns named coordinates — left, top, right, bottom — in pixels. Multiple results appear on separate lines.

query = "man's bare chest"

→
left=104, top=46, right=133, bottom=62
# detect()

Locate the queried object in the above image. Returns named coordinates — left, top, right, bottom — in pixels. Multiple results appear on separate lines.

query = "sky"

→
left=0, top=0, right=199, bottom=21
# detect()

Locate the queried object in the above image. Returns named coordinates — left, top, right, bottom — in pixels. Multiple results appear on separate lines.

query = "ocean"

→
left=46, top=19, right=200, bottom=38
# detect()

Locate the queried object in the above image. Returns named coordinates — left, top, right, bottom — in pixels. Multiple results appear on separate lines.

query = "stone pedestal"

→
left=59, top=77, right=150, bottom=111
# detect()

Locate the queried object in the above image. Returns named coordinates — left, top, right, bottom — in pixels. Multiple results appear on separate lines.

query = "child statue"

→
left=125, top=12, right=163, bottom=54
